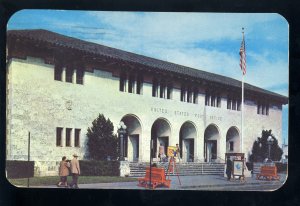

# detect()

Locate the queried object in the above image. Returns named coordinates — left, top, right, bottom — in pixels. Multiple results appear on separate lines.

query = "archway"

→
left=179, top=121, right=197, bottom=162
left=120, top=114, right=142, bottom=162
left=151, top=118, right=171, bottom=159
left=204, top=124, right=220, bottom=162
left=226, top=127, right=240, bottom=153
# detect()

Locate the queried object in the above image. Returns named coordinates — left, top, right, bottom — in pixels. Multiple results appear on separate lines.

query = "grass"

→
left=7, top=176, right=138, bottom=187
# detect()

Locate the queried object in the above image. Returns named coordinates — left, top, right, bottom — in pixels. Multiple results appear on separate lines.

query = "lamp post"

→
left=267, top=136, right=274, bottom=162
left=117, top=121, right=127, bottom=161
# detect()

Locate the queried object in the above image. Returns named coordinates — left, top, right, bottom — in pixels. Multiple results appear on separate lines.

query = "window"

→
left=232, top=100, right=237, bottom=110
left=119, top=72, right=126, bottom=92
left=54, top=64, right=63, bottom=81
left=167, top=83, right=173, bottom=99
left=136, top=74, right=143, bottom=94
left=227, top=95, right=241, bottom=111
left=128, top=74, right=135, bottom=93
left=181, top=85, right=187, bottom=102
left=66, top=67, right=74, bottom=83
left=56, top=127, right=63, bottom=146
left=152, top=78, right=158, bottom=97
left=257, top=102, right=269, bottom=116
left=217, top=97, right=221, bottom=108
left=257, top=104, right=261, bottom=114
left=205, top=93, right=210, bottom=106
left=66, top=128, right=72, bottom=147
left=75, top=129, right=81, bottom=147
left=76, top=69, right=84, bottom=84
left=206, top=91, right=221, bottom=108
left=160, top=81, right=166, bottom=98
left=193, top=88, right=198, bottom=104
left=187, top=87, right=193, bottom=103
left=229, top=141, right=234, bottom=151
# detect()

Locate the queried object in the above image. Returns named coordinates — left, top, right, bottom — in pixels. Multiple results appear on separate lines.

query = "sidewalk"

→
left=33, top=173, right=287, bottom=191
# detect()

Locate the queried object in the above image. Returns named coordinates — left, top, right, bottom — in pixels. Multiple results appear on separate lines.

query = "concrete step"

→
left=129, top=162, right=225, bottom=176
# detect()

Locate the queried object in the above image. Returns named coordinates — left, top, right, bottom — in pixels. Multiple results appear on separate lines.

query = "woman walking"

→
left=57, top=156, right=70, bottom=187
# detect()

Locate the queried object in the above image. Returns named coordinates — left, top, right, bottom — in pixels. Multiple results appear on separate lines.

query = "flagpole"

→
left=241, top=72, right=244, bottom=153
left=240, top=28, right=245, bottom=154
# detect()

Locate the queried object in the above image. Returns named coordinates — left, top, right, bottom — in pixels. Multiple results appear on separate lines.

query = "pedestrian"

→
left=158, top=144, right=165, bottom=162
left=69, top=154, right=80, bottom=189
left=57, top=156, right=70, bottom=187
left=175, top=144, right=181, bottom=162
left=226, top=157, right=233, bottom=181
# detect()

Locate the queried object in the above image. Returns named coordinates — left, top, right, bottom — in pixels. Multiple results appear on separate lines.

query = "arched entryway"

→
left=179, top=121, right=197, bottom=162
left=226, top=127, right=240, bottom=153
left=204, top=124, right=220, bottom=162
left=151, top=118, right=171, bottom=159
left=120, top=114, right=142, bottom=162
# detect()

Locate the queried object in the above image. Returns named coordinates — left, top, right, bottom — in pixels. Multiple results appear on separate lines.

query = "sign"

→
left=167, top=146, right=177, bottom=157
left=233, top=160, right=244, bottom=176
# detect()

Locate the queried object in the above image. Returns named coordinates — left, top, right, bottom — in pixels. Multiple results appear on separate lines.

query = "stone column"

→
left=61, top=128, right=65, bottom=147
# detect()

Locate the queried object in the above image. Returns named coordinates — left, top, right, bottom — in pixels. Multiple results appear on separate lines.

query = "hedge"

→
left=79, top=160, right=120, bottom=176
left=6, top=160, right=34, bottom=178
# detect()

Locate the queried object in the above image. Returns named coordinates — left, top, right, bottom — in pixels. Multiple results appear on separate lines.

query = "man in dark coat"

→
left=226, top=158, right=233, bottom=181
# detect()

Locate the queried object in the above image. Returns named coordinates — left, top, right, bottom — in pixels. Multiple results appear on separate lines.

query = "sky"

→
left=7, top=10, right=289, bottom=144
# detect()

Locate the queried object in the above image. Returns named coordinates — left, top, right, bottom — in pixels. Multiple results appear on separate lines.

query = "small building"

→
left=6, top=29, right=288, bottom=176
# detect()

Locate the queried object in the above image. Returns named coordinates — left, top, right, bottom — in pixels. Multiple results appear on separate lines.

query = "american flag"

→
left=239, top=33, right=246, bottom=75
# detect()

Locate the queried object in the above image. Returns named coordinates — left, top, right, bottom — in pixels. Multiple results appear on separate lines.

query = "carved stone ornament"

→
left=65, top=100, right=72, bottom=110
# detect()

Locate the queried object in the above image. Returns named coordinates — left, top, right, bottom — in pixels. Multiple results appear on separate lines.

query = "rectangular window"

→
left=160, top=82, right=166, bottom=98
left=128, top=74, right=135, bottom=93
left=66, top=128, right=72, bottom=147
left=211, top=96, right=215, bottom=107
left=136, top=74, right=143, bottom=95
left=66, top=67, right=73, bottom=83
left=76, top=69, right=84, bottom=85
left=152, top=78, right=158, bottom=97
left=237, top=100, right=241, bottom=111
left=56, top=127, right=63, bottom=146
left=181, top=85, right=186, bottom=102
left=187, top=87, right=192, bottom=103
left=193, top=89, right=198, bottom=104
left=205, top=93, right=210, bottom=106
left=227, top=98, right=231, bottom=109
left=232, top=100, right=237, bottom=110
left=167, top=83, right=172, bottom=99
left=54, top=65, right=63, bottom=81
left=257, top=104, right=261, bottom=114
left=262, top=105, right=266, bottom=115
left=119, top=73, right=126, bottom=92
left=75, top=129, right=81, bottom=147
left=217, top=97, right=221, bottom=108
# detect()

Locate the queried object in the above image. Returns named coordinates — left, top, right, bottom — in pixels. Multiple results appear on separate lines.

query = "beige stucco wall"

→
left=6, top=57, right=284, bottom=175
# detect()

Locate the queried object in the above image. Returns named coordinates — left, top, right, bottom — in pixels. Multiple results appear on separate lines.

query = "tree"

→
left=86, top=114, right=119, bottom=160
left=249, top=129, right=283, bottom=162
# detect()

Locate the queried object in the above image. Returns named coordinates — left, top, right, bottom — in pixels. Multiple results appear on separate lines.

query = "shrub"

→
left=80, top=160, right=120, bottom=176
left=86, top=114, right=119, bottom=160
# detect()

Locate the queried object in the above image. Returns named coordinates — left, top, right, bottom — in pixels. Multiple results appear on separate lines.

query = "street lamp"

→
left=267, top=136, right=274, bottom=162
left=117, top=121, right=127, bottom=161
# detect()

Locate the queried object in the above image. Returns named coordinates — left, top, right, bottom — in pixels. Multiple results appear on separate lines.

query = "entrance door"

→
left=205, top=140, right=217, bottom=162
left=184, top=139, right=194, bottom=162
left=157, top=136, right=168, bottom=157
left=129, top=135, right=139, bottom=162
